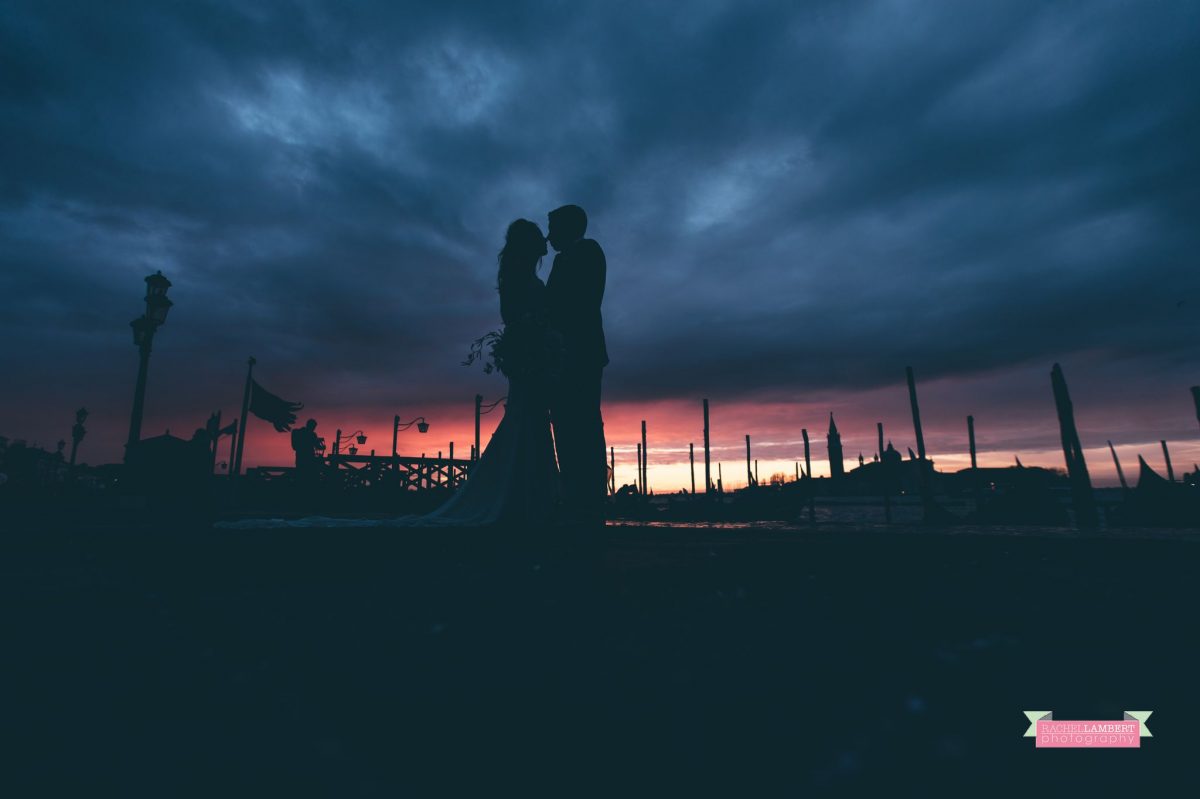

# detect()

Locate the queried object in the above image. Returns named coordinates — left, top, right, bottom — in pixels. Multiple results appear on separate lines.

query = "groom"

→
left=545, top=204, right=608, bottom=527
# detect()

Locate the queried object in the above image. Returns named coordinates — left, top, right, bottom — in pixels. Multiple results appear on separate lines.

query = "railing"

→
left=247, top=454, right=473, bottom=491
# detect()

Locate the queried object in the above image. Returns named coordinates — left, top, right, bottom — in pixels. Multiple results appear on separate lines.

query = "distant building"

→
left=827, top=413, right=844, bottom=481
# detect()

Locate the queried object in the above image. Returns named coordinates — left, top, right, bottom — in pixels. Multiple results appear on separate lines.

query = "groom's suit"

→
left=546, top=237, right=608, bottom=520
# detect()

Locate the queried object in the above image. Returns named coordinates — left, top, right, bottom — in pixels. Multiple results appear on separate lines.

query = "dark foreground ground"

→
left=2, top=521, right=1197, bottom=795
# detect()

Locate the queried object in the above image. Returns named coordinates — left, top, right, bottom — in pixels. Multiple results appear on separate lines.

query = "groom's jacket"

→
left=547, top=237, right=609, bottom=369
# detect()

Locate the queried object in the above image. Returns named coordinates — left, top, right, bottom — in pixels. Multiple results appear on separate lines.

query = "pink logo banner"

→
left=1036, top=720, right=1140, bottom=748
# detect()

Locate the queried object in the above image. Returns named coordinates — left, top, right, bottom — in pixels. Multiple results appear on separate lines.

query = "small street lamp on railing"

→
left=332, top=429, right=368, bottom=457
left=474, top=395, right=506, bottom=462
left=125, top=271, right=173, bottom=461
left=392, top=416, right=429, bottom=456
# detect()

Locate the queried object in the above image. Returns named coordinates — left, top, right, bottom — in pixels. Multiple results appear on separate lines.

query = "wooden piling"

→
left=745, top=434, right=753, bottom=488
left=227, top=419, right=237, bottom=476
left=1107, top=440, right=1128, bottom=491
left=636, top=443, right=642, bottom=494
left=209, top=410, right=222, bottom=475
left=610, top=446, right=616, bottom=495
left=802, top=428, right=815, bottom=523
left=1050, top=363, right=1099, bottom=530
left=967, top=416, right=977, bottom=469
left=703, top=399, right=712, bottom=497
left=1161, top=440, right=1175, bottom=482
left=641, top=420, right=648, bottom=495
left=880, top=420, right=893, bottom=524
left=802, top=429, right=811, bottom=477
left=968, top=414, right=982, bottom=512
left=474, top=394, right=482, bottom=462
left=905, top=366, right=936, bottom=519
left=689, top=443, right=696, bottom=495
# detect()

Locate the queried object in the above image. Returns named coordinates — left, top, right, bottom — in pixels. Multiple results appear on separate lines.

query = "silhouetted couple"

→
left=217, top=206, right=607, bottom=531
left=424, top=204, right=609, bottom=529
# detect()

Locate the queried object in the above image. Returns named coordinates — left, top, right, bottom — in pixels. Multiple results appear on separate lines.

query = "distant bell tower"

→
left=827, top=413, right=844, bottom=480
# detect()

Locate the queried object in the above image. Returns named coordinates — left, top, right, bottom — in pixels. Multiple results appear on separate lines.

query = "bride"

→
left=218, top=219, right=561, bottom=529
left=421, top=218, right=561, bottom=526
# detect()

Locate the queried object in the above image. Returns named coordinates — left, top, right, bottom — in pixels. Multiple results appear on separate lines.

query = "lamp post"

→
left=124, top=271, right=173, bottom=461
left=69, top=407, right=88, bottom=467
left=474, top=396, right=505, bottom=461
left=392, top=415, right=430, bottom=457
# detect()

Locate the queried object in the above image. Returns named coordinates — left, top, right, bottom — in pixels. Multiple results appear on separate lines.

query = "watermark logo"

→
left=1023, top=711, right=1153, bottom=748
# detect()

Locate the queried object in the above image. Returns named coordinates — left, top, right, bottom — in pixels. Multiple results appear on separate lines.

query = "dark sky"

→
left=2, top=1, right=1198, bottom=484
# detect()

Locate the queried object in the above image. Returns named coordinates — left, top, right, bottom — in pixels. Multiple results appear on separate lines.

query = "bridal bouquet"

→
left=463, top=323, right=565, bottom=379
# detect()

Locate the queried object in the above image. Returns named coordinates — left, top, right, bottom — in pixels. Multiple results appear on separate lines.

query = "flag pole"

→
left=232, top=357, right=256, bottom=476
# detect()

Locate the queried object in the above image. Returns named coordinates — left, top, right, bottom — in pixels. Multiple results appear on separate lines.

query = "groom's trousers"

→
left=550, top=363, right=608, bottom=520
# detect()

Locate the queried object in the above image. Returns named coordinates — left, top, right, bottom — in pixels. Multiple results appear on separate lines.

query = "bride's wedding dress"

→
left=417, top=274, right=560, bottom=526
left=218, top=276, right=560, bottom=529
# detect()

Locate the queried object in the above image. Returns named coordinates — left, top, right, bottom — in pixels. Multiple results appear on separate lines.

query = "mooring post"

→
left=802, top=427, right=815, bottom=523
left=689, top=443, right=696, bottom=495
left=641, top=420, right=648, bottom=495
left=967, top=414, right=982, bottom=512
left=636, top=443, right=643, bottom=494
left=1050, top=363, right=1099, bottom=530
left=967, top=415, right=978, bottom=470
left=906, top=366, right=937, bottom=521
left=227, top=419, right=238, bottom=476
left=610, top=446, right=616, bottom=495
left=1108, top=440, right=1128, bottom=491
left=1161, top=440, right=1175, bottom=482
left=745, top=434, right=753, bottom=488
left=474, top=394, right=482, bottom=463
left=881, top=420, right=893, bottom=524
left=703, top=399, right=712, bottom=496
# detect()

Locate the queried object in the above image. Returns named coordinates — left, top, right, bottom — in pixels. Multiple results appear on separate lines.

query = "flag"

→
left=219, top=420, right=238, bottom=436
left=249, top=379, right=304, bottom=432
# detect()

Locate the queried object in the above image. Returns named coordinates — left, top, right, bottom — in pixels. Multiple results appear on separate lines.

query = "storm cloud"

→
left=2, top=0, right=1197, bottom=478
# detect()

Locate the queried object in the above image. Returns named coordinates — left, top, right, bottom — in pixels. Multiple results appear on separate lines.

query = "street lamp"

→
left=392, top=416, right=429, bottom=456
left=474, top=395, right=506, bottom=461
left=125, top=271, right=173, bottom=461
left=333, top=429, right=368, bottom=456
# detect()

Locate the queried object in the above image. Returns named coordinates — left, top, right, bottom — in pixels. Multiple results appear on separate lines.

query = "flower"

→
left=463, top=325, right=565, bottom=379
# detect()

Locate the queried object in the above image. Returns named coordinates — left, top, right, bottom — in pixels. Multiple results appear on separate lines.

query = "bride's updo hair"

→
left=497, top=218, right=546, bottom=292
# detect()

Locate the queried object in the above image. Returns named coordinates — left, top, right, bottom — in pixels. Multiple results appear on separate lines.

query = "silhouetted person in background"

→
left=291, top=419, right=323, bottom=479
left=546, top=204, right=608, bottom=527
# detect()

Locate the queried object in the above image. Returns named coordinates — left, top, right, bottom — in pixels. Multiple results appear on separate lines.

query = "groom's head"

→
left=547, top=204, right=587, bottom=252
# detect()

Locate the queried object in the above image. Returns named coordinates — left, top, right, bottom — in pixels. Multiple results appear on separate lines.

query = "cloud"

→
left=1, top=0, right=1197, bottom=473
